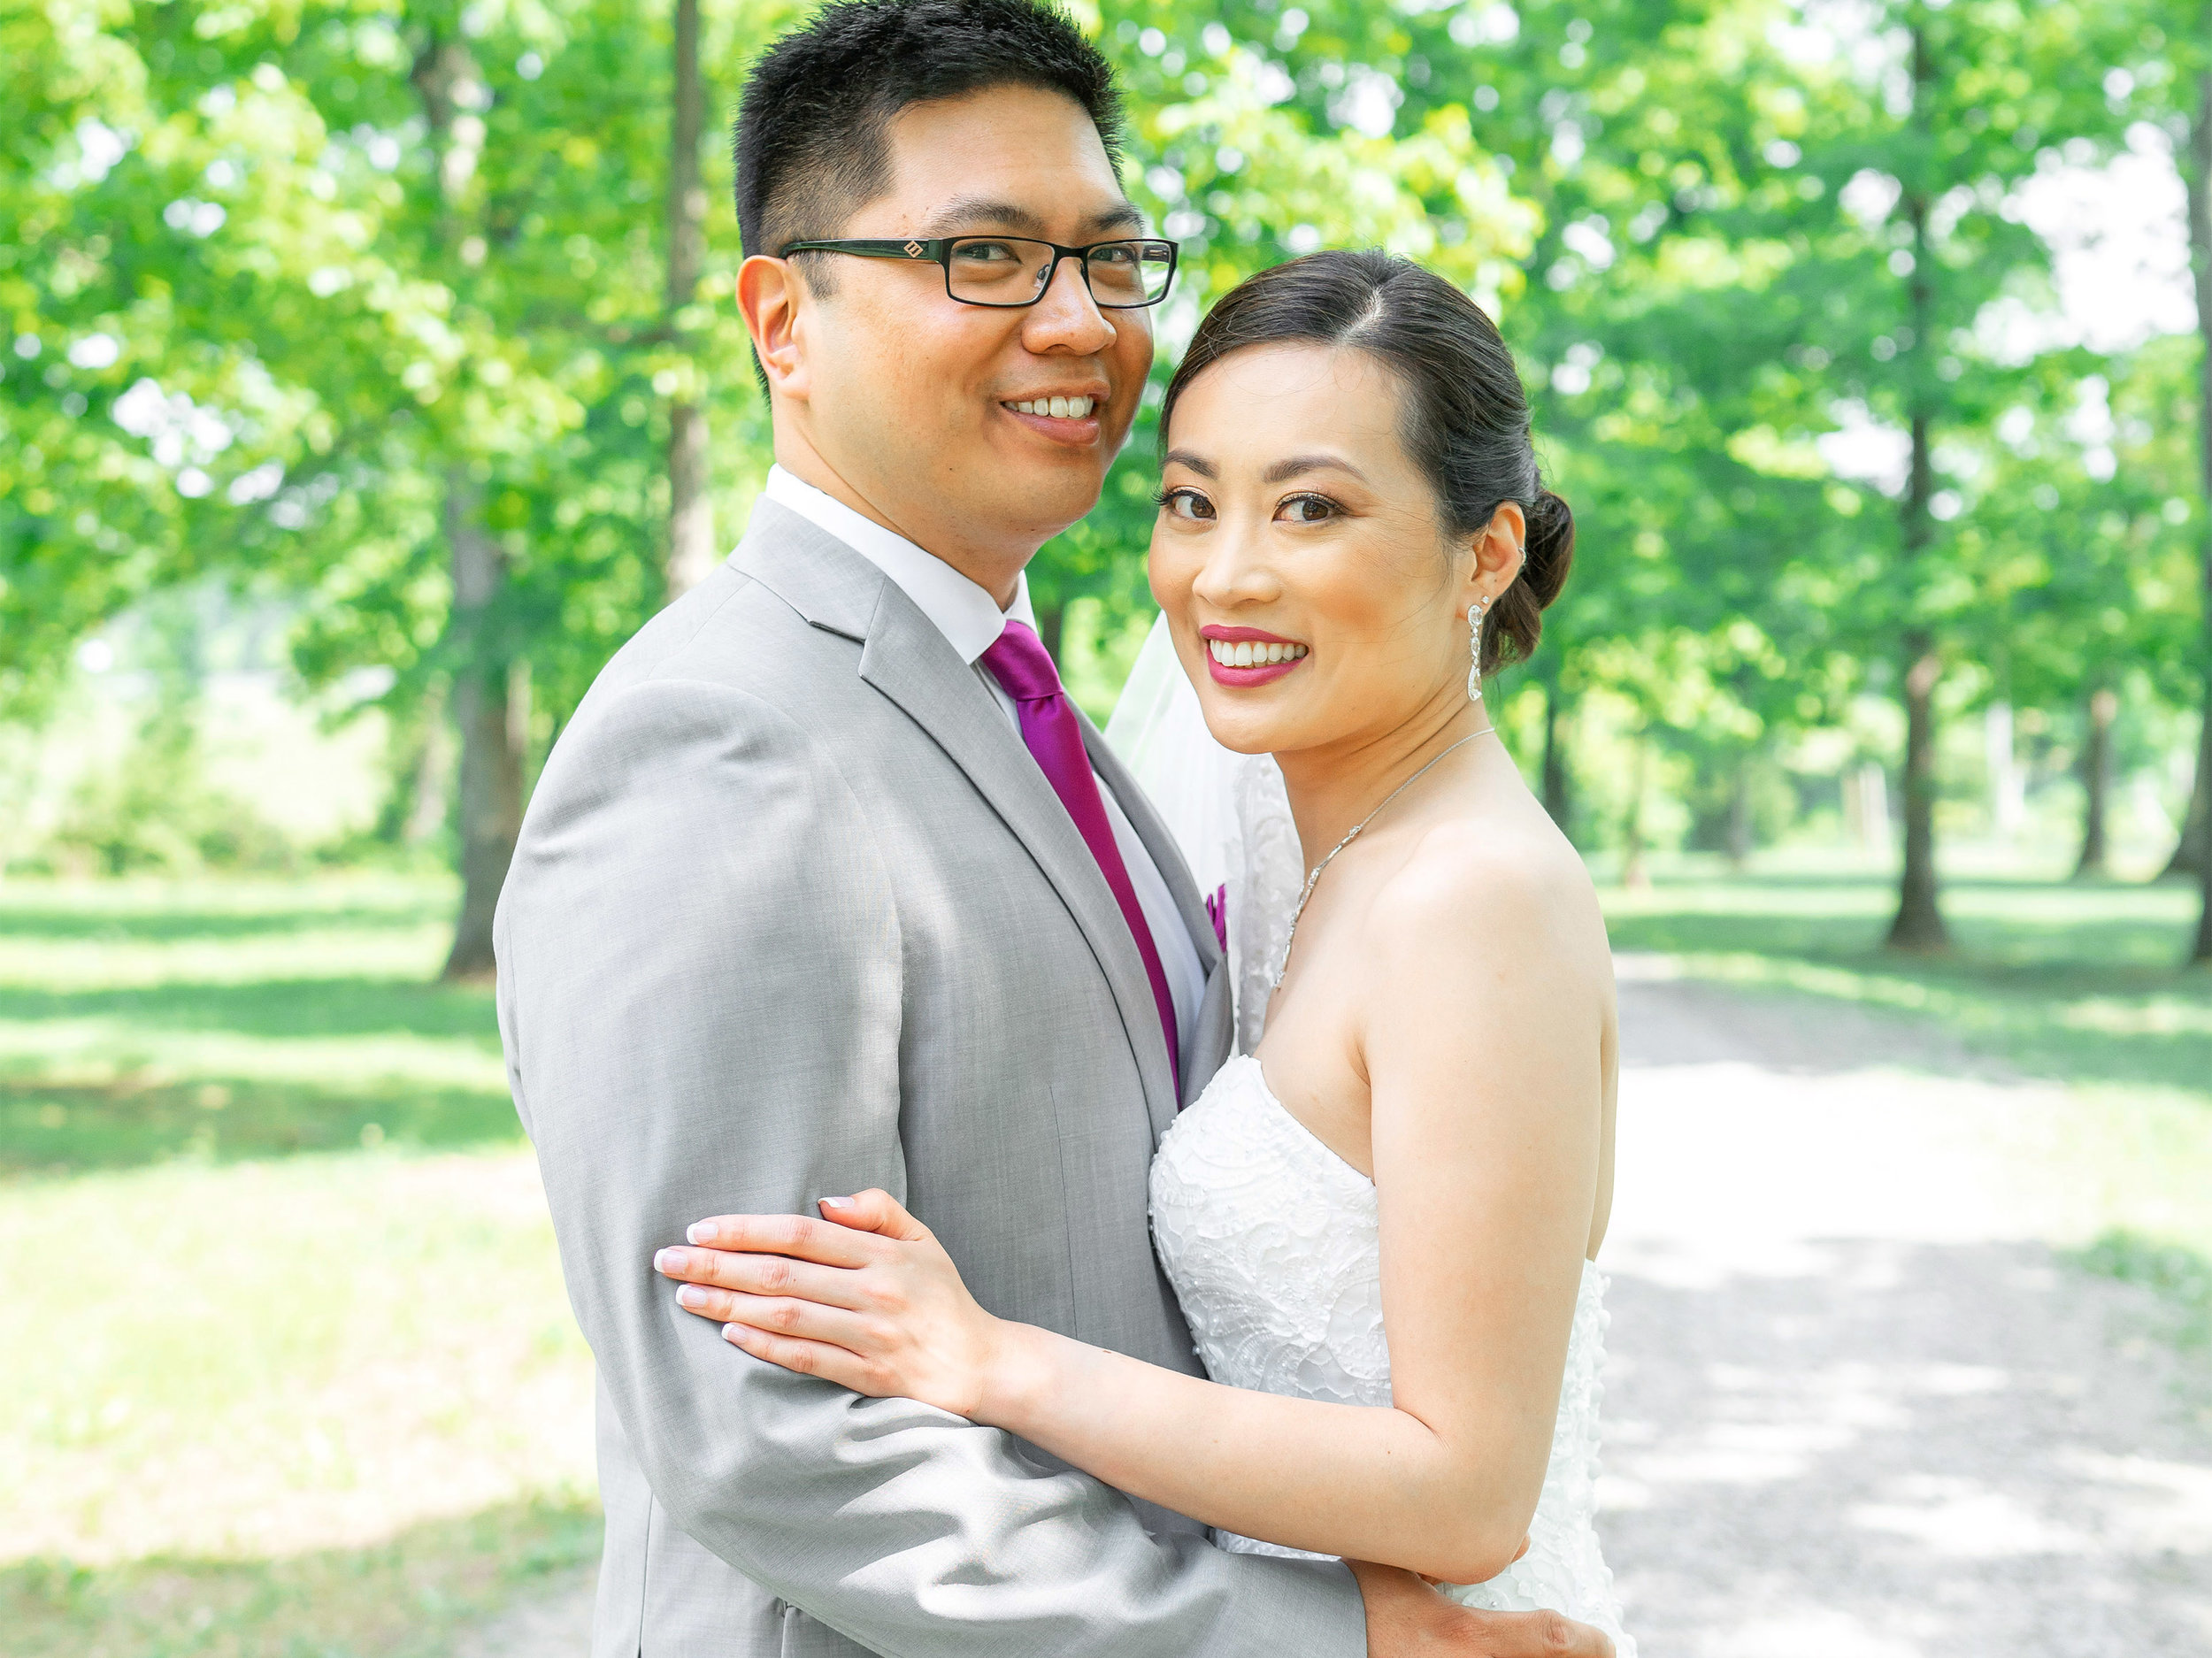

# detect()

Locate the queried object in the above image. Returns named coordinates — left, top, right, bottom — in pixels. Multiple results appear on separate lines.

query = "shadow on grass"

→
left=2, top=1495, right=600, bottom=1658
left=0, top=902, right=444, bottom=944
left=1606, top=874, right=2212, bottom=1096
left=0, top=1073, right=521, bottom=1175
left=1608, top=902, right=2204, bottom=979
left=0, top=975, right=502, bottom=1044
left=2073, top=1229, right=2212, bottom=1352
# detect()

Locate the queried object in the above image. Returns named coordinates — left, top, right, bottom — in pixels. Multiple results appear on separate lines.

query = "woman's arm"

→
left=655, top=846, right=1608, bottom=1585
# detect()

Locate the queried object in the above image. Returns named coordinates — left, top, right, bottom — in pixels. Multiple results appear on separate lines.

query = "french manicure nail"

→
left=678, top=1285, right=707, bottom=1309
left=820, top=1194, right=853, bottom=1210
left=656, top=1249, right=682, bottom=1273
left=687, top=1222, right=714, bottom=1244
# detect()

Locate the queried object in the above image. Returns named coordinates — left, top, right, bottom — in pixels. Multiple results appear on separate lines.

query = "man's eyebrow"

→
left=1162, top=449, right=1217, bottom=478
left=918, top=196, right=1148, bottom=240
left=1084, top=202, right=1147, bottom=235
left=919, top=197, right=1048, bottom=236
left=1262, top=455, right=1368, bottom=484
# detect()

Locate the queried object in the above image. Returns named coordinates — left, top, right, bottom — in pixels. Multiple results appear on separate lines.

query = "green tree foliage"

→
left=5, top=0, right=2206, bottom=967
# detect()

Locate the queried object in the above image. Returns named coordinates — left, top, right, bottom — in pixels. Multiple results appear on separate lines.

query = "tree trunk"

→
left=411, top=34, right=521, bottom=979
left=403, top=680, right=453, bottom=846
left=1621, top=736, right=1651, bottom=892
left=2167, top=724, right=2209, bottom=878
left=413, top=34, right=520, bottom=979
left=1890, top=634, right=1948, bottom=949
left=2189, top=69, right=2212, bottom=963
left=1985, top=699, right=2024, bottom=841
left=1540, top=676, right=1572, bottom=834
left=663, top=0, right=716, bottom=599
left=1725, top=750, right=1755, bottom=871
left=2073, top=685, right=2116, bottom=880
left=1035, top=602, right=1066, bottom=661
left=441, top=477, right=523, bottom=982
left=1887, top=26, right=1949, bottom=953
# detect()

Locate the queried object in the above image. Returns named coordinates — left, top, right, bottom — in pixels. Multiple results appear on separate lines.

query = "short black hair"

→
left=735, top=0, right=1126, bottom=272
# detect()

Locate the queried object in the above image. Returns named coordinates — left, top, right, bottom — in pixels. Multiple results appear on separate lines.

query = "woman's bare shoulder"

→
left=1366, top=790, right=1609, bottom=977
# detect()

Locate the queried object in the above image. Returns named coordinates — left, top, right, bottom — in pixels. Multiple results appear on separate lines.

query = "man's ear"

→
left=738, top=253, right=812, bottom=404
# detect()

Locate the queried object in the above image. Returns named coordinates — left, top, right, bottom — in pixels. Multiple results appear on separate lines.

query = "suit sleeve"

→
left=495, top=677, right=1368, bottom=1658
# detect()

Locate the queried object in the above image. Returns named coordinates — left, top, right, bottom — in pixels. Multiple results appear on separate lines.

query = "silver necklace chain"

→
left=1270, top=727, right=1491, bottom=993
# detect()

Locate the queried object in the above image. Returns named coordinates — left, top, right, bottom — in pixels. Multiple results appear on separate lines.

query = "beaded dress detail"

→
left=1148, top=1056, right=1635, bottom=1653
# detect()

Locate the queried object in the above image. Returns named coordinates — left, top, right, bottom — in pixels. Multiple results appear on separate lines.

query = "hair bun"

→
left=1484, top=487, right=1573, bottom=673
left=1522, top=489, right=1575, bottom=611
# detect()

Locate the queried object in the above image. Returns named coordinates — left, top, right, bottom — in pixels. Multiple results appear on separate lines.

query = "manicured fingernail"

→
left=687, top=1222, right=714, bottom=1244
left=723, top=1323, right=749, bottom=1343
left=655, top=1249, right=683, bottom=1273
left=820, top=1194, right=853, bottom=1210
left=677, top=1285, right=708, bottom=1309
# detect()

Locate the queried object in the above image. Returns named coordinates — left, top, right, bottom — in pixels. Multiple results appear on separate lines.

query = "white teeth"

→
left=1048, top=395, right=1069, bottom=418
left=1208, top=639, right=1310, bottom=669
left=1008, top=396, right=1094, bottom=417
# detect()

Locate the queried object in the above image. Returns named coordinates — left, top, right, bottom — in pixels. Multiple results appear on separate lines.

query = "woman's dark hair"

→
left=1160, top=249, right=1574, bottom=674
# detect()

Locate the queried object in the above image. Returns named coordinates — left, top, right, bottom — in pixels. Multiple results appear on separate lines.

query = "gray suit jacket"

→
left=495, top=500, right=1367, bottom=1657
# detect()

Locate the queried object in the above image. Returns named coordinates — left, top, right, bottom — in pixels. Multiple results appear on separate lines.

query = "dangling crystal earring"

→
left=1466, top=597, right=1490, bottom=702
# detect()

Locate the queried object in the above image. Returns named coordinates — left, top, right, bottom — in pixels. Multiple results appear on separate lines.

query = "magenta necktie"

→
left=981, top=621, right=1180, bottom=1097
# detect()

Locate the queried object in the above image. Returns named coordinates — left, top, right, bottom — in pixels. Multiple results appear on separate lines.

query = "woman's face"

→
left=1148, top=342, right=1518, bottom=759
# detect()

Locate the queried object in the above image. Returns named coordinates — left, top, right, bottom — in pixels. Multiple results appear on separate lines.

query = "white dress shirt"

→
left=761, top=466, right=1206, bottom=1058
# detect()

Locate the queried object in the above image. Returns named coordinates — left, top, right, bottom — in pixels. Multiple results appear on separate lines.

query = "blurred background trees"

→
left=5, top=0, right=2208, bottom=966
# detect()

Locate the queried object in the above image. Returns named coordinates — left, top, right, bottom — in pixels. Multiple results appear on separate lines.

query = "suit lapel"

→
left=733, top=501, right=1181, bottom=1131
left=1085, top=710, right=1220, bottom=980
left=1081, top=710, right=1233, bottom=1125
left=859, top=598, right=1180, bottom=1127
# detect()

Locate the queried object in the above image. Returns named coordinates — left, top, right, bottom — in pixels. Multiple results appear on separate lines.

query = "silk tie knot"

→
left=979, top=620, right=1062, bottom=703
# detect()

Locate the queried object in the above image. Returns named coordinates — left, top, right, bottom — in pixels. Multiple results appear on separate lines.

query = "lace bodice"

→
left=1148, top=1055, right=1635, bottom=1651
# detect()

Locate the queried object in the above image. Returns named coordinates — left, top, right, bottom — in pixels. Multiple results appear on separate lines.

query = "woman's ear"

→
left=1462, top=501, right=1526, bottom=609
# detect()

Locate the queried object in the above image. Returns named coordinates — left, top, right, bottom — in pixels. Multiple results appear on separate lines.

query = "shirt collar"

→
left=763, top=464, right=1033, bottom=664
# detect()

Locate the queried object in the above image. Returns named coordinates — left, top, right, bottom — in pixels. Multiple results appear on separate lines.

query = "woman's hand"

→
left=652, top=1189, right=1013, bottom=1420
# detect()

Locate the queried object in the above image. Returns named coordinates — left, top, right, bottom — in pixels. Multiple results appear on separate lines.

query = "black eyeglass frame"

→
left=777, top=235, right=1180, bottom=310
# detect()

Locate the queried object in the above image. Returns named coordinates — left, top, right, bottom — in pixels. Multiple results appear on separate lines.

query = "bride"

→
left=657, top=249, right=1631, bottom=1650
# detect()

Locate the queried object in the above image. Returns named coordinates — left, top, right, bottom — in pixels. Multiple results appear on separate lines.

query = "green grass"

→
left=0, top=876, right=511, bottom=1173
left=2071, top=1230, right=2212, bottom=1354
left=1599, top=856, right=2212, bottom=1347
left=0, top=876, right=597, bottom=1656
left=1600, top=864, right=2212, bottom=1099
left=4, top=1498, right=600, bottom=1658
left=7, top=860, right=2208, bottom=1650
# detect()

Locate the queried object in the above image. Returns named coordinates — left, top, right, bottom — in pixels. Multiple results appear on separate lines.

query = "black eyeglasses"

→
left=778, top=235, right=1179, bottom=309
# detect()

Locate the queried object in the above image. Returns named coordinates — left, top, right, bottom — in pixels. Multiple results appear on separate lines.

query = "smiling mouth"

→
left=1207, top=638, right=1309, bottom=668
left=1002, top=395, right=1097, bottom=418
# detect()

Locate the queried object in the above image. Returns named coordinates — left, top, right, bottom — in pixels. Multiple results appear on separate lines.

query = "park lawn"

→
left=5, top=861, right=2208, bottom=1653
left=0, top=876, right=599, bottom=1657
left=1600, top=857, right=2212, bottom=1348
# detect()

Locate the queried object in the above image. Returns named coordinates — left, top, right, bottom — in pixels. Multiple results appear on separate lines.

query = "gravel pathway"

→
left=454, top=963, right=2212, bottom=1655
left=1601, top=960, right=2212, bottom=1655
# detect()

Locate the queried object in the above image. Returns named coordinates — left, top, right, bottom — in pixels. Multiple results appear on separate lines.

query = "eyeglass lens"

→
left=946, top=238, right=1172, bottom=307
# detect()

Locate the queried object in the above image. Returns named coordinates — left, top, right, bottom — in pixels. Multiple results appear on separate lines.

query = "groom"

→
left=495, top=3, right=1611, bottom=1654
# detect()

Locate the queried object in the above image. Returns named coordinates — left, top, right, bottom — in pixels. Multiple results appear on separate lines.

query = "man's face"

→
left=749, top=85, right=1156, bottom=586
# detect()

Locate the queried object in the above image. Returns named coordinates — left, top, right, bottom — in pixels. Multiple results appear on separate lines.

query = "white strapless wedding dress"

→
left=1148, top=1055, right=1636, bottom=1653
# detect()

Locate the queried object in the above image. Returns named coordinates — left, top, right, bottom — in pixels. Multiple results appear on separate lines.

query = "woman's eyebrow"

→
left=1163, top=449, right=1217, bottom=478
left=1262, top=455, right=1367, bottom=484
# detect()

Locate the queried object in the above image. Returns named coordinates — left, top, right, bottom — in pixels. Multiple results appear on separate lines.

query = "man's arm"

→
left=495, top=674, right=1367, bottom=1658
